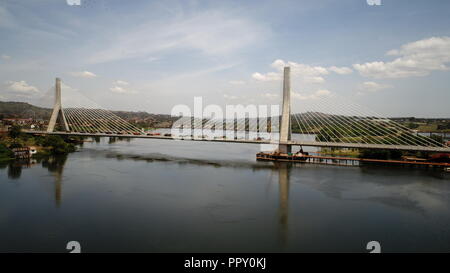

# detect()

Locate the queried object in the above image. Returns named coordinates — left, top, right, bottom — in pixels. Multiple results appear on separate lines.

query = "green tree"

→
left=0, top=143, right=14, bottom=160
left=8, top=124, right=22, bottom=139
left=360, top=149, right=403, bottom=160
left=41, top=135, right=76, bottom=154
left=430, top=134, right=443, bottom=144
left=406, top=122, right=419, bottom=129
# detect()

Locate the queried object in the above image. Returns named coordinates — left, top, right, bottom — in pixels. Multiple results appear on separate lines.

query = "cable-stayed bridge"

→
left=23, top=68, right=450, bottom=154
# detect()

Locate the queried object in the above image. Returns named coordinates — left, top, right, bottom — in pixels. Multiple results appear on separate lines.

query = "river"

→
left=0, top=136, right=449, bottom=252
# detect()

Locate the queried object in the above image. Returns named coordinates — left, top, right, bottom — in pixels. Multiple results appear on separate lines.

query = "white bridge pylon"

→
left=47, top=78, right=69, bottom=132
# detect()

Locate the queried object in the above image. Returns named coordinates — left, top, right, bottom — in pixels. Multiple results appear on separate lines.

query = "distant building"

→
left=0, top=123, right=11, bottom=134
left=2, top=118, right=33, bottom=125
left=11, top=146, right=37, bottom=159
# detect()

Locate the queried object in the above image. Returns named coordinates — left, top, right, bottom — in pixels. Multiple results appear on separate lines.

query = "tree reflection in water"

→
left=7, top=161, right=24, bottom=179
left=3, top=155, right=68, bottom=206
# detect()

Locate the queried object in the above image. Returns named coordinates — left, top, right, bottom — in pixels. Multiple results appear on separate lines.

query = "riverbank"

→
left=0, top=126, right=82, bottom=161
left=318, top=147, right=360, bottom=157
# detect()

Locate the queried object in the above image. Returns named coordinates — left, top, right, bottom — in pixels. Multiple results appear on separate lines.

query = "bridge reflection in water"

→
left=277, top=163, right=290, bottom=246
left=41, top=155, right=67, bottom=207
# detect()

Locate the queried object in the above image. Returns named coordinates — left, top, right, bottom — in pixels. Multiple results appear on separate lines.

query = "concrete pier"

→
left=278, top=67, right=292, bottom=154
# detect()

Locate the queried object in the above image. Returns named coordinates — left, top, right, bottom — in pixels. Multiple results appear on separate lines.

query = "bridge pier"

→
left=278, top=144, right=292, bottom=154
left=278, top=66, right=292, bottom=154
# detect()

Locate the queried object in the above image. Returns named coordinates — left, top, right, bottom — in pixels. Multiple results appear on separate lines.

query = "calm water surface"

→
left=0, top=137, right=449, bottom=252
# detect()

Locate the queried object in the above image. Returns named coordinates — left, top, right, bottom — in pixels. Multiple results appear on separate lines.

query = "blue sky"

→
left=0, top=0, right=449, bottom=117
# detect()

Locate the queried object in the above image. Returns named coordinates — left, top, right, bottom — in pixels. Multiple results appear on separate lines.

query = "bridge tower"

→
left=278, top=67, right=292, bottom=154
left=47, top=78, right=69, bottom=132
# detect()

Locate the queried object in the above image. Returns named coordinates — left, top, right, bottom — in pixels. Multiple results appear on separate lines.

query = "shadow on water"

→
left=83, top=148, right=279, bottom=171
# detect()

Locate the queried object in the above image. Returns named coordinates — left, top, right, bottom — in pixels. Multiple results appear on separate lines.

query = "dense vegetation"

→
left=0, top=125, right=80, bottom=160
left=35, top=135, right=77, bottom=155
left=359, top=149, right=403, bottom=160
left=0, top=143, right=14, bottom=161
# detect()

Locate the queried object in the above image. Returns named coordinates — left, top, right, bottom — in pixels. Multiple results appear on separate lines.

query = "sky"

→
left=0, top=0, right=449, bottom=117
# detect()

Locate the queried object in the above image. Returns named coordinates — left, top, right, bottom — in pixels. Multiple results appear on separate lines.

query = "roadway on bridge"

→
left=23, top=130, right=450, bottom=153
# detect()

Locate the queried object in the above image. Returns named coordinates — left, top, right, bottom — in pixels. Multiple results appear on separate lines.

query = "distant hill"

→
left=2, top=100, right=447, bottom=131
left=0, top=101, right=176, bottom=128
left=0, top=101, right=51, bottom=120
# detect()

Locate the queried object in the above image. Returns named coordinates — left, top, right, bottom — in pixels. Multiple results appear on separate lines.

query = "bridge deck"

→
left=23, top=130, right=450, bottom=153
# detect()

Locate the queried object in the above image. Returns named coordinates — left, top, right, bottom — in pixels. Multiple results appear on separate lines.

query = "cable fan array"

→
left=290, top=94, right=444, bottom=148
left=64, top=108, right=143, bottom=135
left=172, top=115, right=273, bottom=140
left=54, top=83, right=143, bottom=135
left=172, top=94, right=446, bottom=149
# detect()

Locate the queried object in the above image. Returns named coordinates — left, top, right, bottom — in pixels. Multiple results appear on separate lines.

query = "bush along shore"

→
left=0, top=125, right=83, bottom=161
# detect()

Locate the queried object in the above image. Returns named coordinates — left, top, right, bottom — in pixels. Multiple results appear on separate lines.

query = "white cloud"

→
left=356, top=81, right=392, bottom=95
left=315, top=89, right=331, bottom=96
left=110, top=85, right=136, bottom=94
left=271, top=59, right=329, bottom=83
left=1, top=54, right=11, bottom=60
left=5, top=80, right=39, bottom=93
left=114, top=80, right=129, bottom=86
left=328, top=66, right=352, bottom=75
left=291, top=92, right=308, bottom=100
left=145, top=56, right=160, bottom=62
left=360, top=81, right=392, bottom=91
left=70, top=71, right=97, bottom=78
left=223, top=94, right=238, bottom=99
left=229, top=80, right=245, bottom=85
left=261, top=93, right=278, bottom=99
left=253, top=59, right=351, bottom=83
left=61, top=82, right=76, bottom=90
left=306, top=76, right=325, bottom=84
left=292, top=89, right=332, bottom=100
left=110, top=86, right=126, bottom=93
left=353, top=36, right=450, bottom=78
left=88, top=11, right=266, bottom=64
left=252, top=72, right=281, bottom=82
